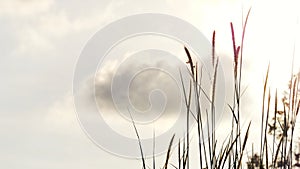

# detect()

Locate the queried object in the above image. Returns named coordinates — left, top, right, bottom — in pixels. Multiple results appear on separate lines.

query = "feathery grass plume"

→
left=228, top=11, right=251, bottom=165
left=184, top=46, right=194, bottom=77
left=212, top=30, right=216, bottom=66
left=230, top=22, right=240, bottom=169
left=230, top=22, right=239, bottom=79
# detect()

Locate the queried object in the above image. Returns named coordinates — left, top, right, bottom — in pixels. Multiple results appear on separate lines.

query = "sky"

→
left=0, top=0, right=300, bottom=168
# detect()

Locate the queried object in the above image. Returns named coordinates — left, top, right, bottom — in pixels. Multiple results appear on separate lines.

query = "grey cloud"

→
left=94, top=49, right=187, bottom=123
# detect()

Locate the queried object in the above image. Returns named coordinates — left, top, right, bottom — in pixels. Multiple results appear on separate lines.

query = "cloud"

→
left=91, top=49, right=189, bottom=138
left=0, top=0, right=54, bottom=17
left=1, top=0, right=122, bottom=58
left=0, top=0, right=126, bottom=114
left=95, top=52, right=182, bottom=113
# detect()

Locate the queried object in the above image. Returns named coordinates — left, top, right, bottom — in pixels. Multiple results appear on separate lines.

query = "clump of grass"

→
left=263, top=72, right=300, bottom=168
left=131, top=7, right=300, bottom=169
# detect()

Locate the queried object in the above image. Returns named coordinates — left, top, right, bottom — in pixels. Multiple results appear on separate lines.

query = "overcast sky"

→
left=0, top=0, right=300, bottom=168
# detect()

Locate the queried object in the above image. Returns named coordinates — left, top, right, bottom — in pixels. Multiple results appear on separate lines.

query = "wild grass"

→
left=132, top=8, right=300, bottom=169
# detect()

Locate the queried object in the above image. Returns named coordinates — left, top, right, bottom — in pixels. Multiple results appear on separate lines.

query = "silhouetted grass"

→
left=131, top=8, right=300, bottom=169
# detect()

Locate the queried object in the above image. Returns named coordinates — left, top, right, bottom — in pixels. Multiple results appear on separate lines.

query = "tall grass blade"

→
left=129, top=110, right=146, bottom=169
left=237, top=122, right=251, bottom=169
left=163, top=134, right=176, bottom=169
left=260, top=64, right=270, bottom=164
left=153, top=130, right=156, bottom=169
